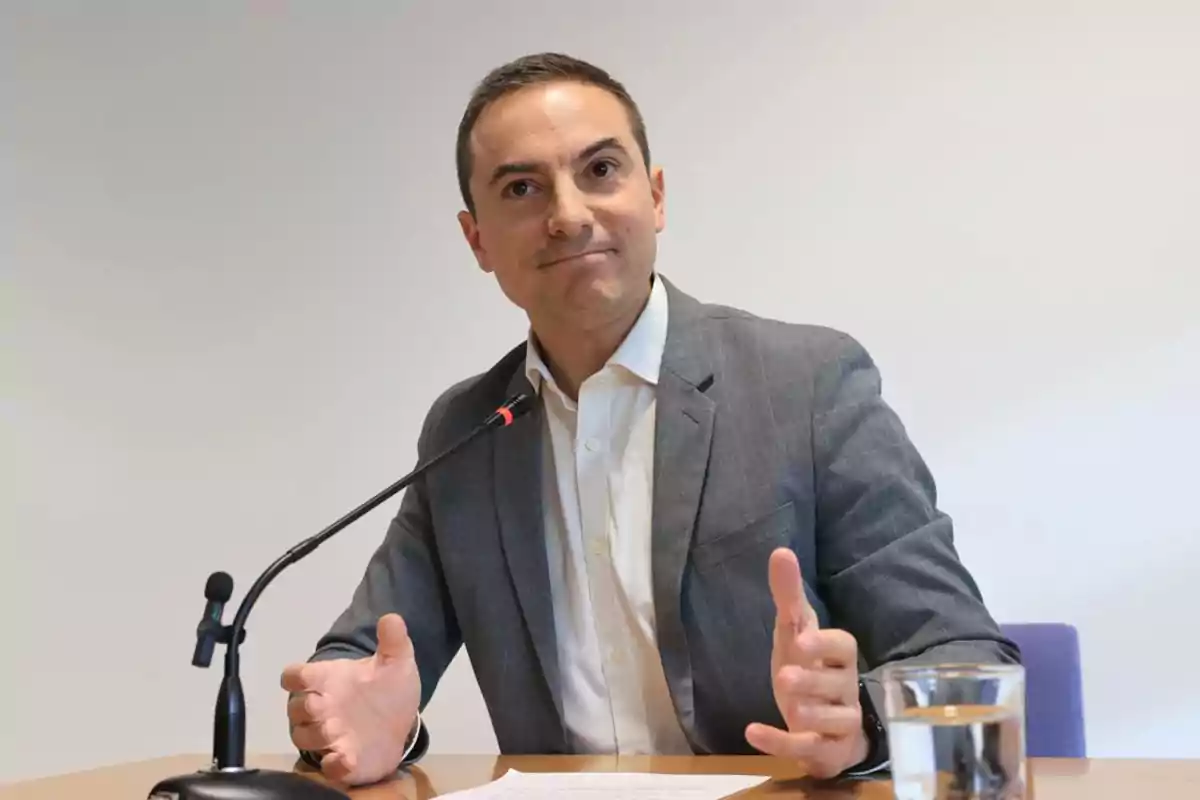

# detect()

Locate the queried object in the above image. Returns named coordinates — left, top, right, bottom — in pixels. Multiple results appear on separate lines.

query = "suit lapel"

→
left=651, top=276, right=717, bottom=750
left=493, top=367, right=565, bottom=727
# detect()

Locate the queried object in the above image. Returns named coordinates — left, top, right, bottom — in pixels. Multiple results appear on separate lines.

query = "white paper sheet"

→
left=434, top=768, right=767, bottom=799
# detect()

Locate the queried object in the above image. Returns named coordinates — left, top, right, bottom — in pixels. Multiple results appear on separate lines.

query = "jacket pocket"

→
left=691, top=501, right=796, bottom=571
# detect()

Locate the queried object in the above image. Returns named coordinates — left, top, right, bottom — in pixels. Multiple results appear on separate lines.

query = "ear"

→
left=650, top=166, right=666, bottom=232
left=457, top=210, right=491, bottom=273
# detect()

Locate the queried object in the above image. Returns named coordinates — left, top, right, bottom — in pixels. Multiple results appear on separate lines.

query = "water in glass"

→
left=889, top=702, right=1026, bottom=800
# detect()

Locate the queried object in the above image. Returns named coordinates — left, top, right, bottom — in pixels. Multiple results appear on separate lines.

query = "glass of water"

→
left=882, top=663, right=1027, bottom=800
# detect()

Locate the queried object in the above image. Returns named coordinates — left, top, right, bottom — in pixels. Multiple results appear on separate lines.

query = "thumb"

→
left=374, top=613, right=413, bottom=665
left=768, top=547, right=816, bottom=634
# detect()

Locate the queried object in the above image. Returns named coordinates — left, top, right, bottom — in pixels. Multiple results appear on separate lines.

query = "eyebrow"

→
left=487, top=137, right=629, bottom=186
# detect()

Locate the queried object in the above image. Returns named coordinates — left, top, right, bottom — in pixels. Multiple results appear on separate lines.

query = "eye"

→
left=590, top=158, right=620, bottom=178
left=503, top=179, right=537, bottom=199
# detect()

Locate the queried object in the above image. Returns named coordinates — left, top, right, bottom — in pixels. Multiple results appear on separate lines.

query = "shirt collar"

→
left=524, top=273, right=669, bottom=396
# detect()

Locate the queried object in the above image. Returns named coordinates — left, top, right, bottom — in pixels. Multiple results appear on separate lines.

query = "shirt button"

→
left=584, top=438, right=601, bottom=452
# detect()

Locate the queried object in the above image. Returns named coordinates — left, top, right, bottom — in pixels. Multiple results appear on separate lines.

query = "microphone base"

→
left=148, top=767, right=350, bottom=800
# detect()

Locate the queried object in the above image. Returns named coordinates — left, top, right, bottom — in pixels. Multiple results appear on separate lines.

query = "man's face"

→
left=458, top=81, right=665, bottom=333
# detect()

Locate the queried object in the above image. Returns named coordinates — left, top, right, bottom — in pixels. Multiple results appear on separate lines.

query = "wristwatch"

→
left=847, top=678, right=890, bottom=776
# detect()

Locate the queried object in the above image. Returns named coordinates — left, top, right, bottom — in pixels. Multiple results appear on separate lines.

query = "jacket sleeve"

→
left=809, top=332, right=1021, bottom=767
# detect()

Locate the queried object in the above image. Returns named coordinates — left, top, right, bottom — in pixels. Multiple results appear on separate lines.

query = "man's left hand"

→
left=745, top=547, right=870, bottom=778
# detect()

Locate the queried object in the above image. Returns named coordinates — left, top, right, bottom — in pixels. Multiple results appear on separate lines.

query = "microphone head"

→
left=204, top=571, right=234, bottom=603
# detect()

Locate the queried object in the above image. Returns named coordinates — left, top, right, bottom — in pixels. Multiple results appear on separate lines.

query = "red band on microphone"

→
left=497, top=406, right=514, bottom=426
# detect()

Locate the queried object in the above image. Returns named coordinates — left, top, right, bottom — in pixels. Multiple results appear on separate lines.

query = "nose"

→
left=546, top=179, right=594, bottom=239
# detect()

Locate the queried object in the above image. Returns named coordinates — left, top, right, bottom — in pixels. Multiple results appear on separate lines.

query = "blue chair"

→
left=1001, top=622, right=1087, bottom=757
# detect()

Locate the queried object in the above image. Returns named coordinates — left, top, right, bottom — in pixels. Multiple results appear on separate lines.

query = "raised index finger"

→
left=768, top=547, right=815, bottom=635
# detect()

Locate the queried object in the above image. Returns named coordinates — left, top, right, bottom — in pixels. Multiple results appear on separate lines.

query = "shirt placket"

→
left=575, top=374, right=629, bottom=752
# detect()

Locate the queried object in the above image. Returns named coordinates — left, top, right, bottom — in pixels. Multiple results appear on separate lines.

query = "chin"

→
left=571, top=267, right=627, bottom=303
left=566, top=279, right=648, bottom=329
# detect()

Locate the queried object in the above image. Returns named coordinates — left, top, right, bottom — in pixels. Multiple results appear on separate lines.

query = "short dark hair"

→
left=455, top=52, right=652, bottom=216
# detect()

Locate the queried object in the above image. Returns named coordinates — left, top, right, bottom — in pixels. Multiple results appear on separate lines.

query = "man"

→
left=280, top=52, right=1018, bottom=787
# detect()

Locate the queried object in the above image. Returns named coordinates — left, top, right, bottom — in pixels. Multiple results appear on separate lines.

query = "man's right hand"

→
left=281, top=613, right=422, bottom=787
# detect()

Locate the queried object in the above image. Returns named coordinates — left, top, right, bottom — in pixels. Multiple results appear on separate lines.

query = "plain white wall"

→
left=5, top=0, right=1198, bottom=784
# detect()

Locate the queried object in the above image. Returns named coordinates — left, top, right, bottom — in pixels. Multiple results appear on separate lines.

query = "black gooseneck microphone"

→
left=149, top=393, right=534, bottom=800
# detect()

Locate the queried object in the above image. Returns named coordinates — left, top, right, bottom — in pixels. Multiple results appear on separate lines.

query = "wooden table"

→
left=3, top=753, right=1198, bottom=798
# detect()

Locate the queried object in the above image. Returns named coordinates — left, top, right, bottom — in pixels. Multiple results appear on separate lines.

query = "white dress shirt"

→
left=524, top=275, right=693, bottom=755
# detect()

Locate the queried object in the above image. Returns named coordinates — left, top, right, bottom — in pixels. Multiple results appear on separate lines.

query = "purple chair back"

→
left=1001, top=622, right=1086, bottom=757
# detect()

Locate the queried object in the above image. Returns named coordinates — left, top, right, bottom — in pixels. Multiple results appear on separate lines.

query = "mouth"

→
left=539, top=248, right=616, bottom=268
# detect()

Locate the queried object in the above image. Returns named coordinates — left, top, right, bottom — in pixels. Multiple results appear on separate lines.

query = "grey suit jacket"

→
left=309, top=275, right=1018, bottom=764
